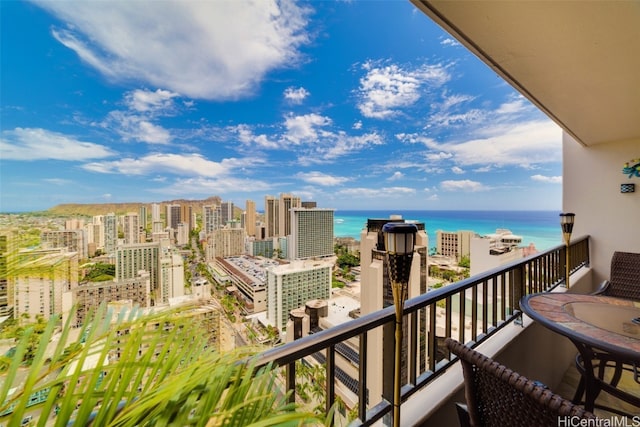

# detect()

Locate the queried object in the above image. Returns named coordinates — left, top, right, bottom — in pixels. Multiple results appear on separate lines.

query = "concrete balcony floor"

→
left=556, top=361, right=640, bottom=417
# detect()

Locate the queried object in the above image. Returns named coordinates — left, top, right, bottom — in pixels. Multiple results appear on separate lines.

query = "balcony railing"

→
left=254, top=236, right=590, bottom=425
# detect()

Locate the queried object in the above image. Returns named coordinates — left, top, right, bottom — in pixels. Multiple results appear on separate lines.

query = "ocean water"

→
left=333, top=210, right=563, bottom=251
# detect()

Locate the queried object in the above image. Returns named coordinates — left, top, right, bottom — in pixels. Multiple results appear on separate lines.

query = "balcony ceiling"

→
left=411, top=0, right=640, bottom=147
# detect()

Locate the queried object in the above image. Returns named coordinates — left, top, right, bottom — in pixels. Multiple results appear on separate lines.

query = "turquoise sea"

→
left=333, top=210, right=563, bottom=251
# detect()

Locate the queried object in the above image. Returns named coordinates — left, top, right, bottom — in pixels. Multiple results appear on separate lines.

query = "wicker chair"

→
left=572, top=251, right=640, bottom=409
left=446, top=338, right=597, bottom=427
left=593, top=251, right=640, bottom=299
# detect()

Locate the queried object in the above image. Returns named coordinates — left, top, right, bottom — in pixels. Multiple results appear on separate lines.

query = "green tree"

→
left=0, top=305, right=322, bottom=426
left=336, top=253, right=359, bottom=269
left=83, top=263, right=115, bottom=282
left=458, top=255, right=471, bottom=268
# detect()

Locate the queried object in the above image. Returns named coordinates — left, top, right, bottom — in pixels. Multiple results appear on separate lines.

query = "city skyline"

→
left=1, top=1, right=562, bottom=213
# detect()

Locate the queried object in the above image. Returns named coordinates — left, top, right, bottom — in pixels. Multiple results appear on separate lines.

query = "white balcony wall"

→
left=563, top=134, right=640, bottom=287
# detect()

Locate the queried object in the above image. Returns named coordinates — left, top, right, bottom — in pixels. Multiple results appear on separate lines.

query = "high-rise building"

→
left=0, top=231, right=16, bottom=317
left=176, top=223, right=189, bottom=246
left=359, top=216, right=428, bottom=405
left=436, top=230, right=475, bottom=261
left=41, top=229, right=88, bottom=259
left=220, top=201, right=234, bottom=227
left=289, top=208, right=334, bottom=260
left=205, top=229, right=245, bottom=260
left=159, top=250, right=185, bottom=304
left=89, top=215, right=105, bottom=251
left=264, top=195, right=278, bottom=238
left=139, top=205, right=148, bottom=230
left=180, top=204, right=193, bottom=231
left=115, top=242, right=159, bottom=292
left=279, top=193, right=301, bottom=237
left=151, top=203, right=161, bottom=222
left=202, top=205, right=220, bottom=234
left=166, top=204, right=181, bottom=230
left=123, top=212, right=140, bottom=245
left=104, top=213, right=118, bottom=254
left=245, top=199, right=256, bottom=237
left=266, top=260, right=332, bottom=331
left=72, top=271, right=151, bottom=325
left=115, top=239, right=184, bottom=305
left=65, top=218, right=85, bottom=230
left=13, top=252, right=79, bottom=319
left=151, top=203, right=161, bottom=231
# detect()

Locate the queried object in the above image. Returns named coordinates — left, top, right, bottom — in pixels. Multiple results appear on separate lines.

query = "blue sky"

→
left=0, top=0, right=562, bottom=213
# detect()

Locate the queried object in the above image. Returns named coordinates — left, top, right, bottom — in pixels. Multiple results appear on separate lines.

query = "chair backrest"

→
left=445, top=338, right=597, bottom=427
left=606, top=251, right=640, bottom=300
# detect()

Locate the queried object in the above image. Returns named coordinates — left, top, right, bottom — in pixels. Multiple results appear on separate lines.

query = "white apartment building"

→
left=264, top=195, right=279, bottom=238
left=139, top=205, right=148, bottom=230
left=288, top=208, right=334, bottom=260
left=220, top=201, right=235, bottom=227
left=40, top=229, right=88, bottom=259
left=266, top=260, right=332, bottom=331
left=264, top=193, right=302, bottom=238
left=88, top=215, right=106, bottom=252
left=151, top=203, right=163, bottom=233
left=70, top=271, right=151, bottom=325
left=13, top=251, right=79, bottom=319
left=278, top=193, right=300, bottom=237
left=115, top=238, right=184, bottom=304
left=0, top=231, right=17, bottom=318
left=202, top=205, right=220, bottom=234
left=245, top=199, right=256, bottom=237
left=205, top=228, right=245, bottom=260
left=159, top=252, right=185, bottom=304
left=469, top=229, right=524, bottom=276
left=104, top=213, right=117, bottom=254
left=151, top=203, right=161, bottom=223
left=435, top=230, right=475, bottom=261
left=122, top=212, right=140, bottom=245
left=176, top=222, right=189, bottom=246
left=166, top=204, right=181, bottom=231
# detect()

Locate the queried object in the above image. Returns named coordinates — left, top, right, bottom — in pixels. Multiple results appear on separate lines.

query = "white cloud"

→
left=297, top=171, right=349, bottom=186
left=445, top=121, right=561, bottom=167
left=283, top=87, right=310, bottom=104
left=451, top=166, right=464, bottom=174
left=388, top=171, right=404, bottom=181
left=305, top=131, right=384, bottom=163
left=403, top=119, right=561, bottom=168
left=35, top=0, right=311, bottom=100
left=473, top=166, right=493, bottom=173
left=357, top=61, right=450, bottom=119
left=81, top=153, right=233, bottom=177
left=104, top=111, right=172, bottom=145
left=0, top=127, right=115, bottom=160
left=440, top=179, right=489, bottom=192
left=496, top=98, right=529, bottom=115
left=102, top=89, right=182, bottom=145
left=283, top=113, right=332, bottom=144
left=531, top=174, right=562, bottom=184
left=425, top=151, right=453, bottom=161
left=154, top=176, right=272, bottom=196
left=125, top=89, right=179, bottom=113
left=233, top=125, right=281, bottom=149
left=337, top=186, right=416, bottom=198
left=43, top=178, right=73, bottom=185
left=440, top=37, right=460, bottom=47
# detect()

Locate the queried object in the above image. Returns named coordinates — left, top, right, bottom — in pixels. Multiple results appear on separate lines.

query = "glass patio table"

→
left=520, top=292, right=640, bottom=414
